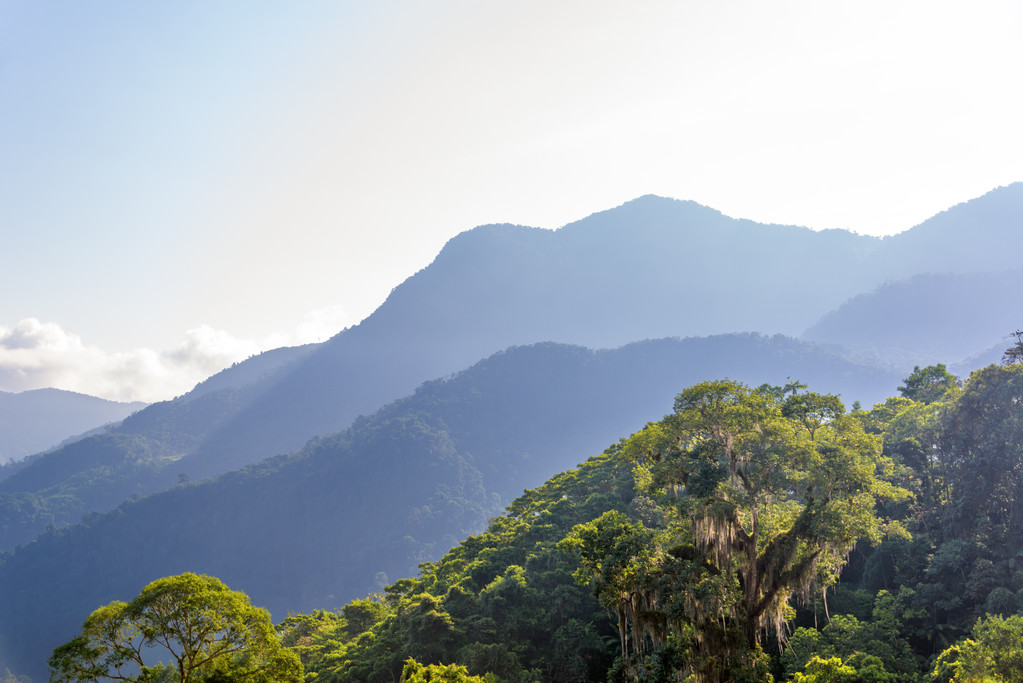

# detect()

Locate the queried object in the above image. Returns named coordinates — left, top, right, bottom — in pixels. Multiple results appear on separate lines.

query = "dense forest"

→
left=4, top=179, right=1023, bottom=680
left=7, top=186, right=1022, bottom=564
left=18, top=353, right=1023, bottom=681
left=271, top=358, right=1023, bottom=681
left=0, top=337, right=906, bottom=682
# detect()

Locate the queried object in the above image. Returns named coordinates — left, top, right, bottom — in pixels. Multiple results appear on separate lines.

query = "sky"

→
left=1, top=0, right=1022, bottom=402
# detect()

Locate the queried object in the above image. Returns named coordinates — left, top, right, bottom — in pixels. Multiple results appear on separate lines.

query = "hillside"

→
left=130, top=183, right=1023, bottom=470
left=0, top=345, right=314, bottom=551
left=278, top=363, right=1023, bottom=682
left=802, top=269, right=1023, bottom=367
left=871, top=182, right=1023, bottom=279
left=6, top=186, right=1023, bottom=558
left=0, top=335, right=904, bottom=680
left=0, top=389, right=145, bottom=466
left=30, top=363, right=1023, bottom=682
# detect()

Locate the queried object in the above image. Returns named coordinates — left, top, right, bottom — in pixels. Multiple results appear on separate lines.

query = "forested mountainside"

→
left=0, top=335, right=903, bottom=680
left=33, top=361, right=1023, bottom=682
left=0, top=344, right=316, bottom=550
left=0, top=389, right=145, bottom=465
left=0, top=334, right=899, bottom=554
left=3, top=186, right=1019, bottom=560
left=4, top=186, right=1023, bottom=681
left=279, top=361, right=1023, bottom=682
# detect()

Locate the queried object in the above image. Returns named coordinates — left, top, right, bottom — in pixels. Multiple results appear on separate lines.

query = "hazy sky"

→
left=2, top=0, right=1022, bottom=402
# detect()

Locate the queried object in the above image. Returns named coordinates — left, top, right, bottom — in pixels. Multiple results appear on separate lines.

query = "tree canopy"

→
left=278, top=367, right=1023, bottom=682
left=1003, top=329, right=1023, bottom=365
left=45, top=367, right=1023, bottom=683
left=48, top=573, right=302, bottom=683
left=897, top=364, right=959, bottom=404
left=559, top=380, right=911, bottom=681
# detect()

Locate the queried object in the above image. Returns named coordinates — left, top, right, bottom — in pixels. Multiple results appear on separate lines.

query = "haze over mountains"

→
left=1, top=184, right=1021, bottom=679
left=131, top=183, right=1023, bottom=471
left=0, top=337, right=904, bottom=678
left=803, top=269, right=1023, bottom=367
left=0, top=389, right=145, bottom=465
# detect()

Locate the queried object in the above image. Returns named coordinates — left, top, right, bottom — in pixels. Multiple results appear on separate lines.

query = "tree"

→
left=557, top=510, right=658, bottom=659
left=48, top=573, right=302, bottom=683
left=932, top=614, right=1023, bottom=682
left=1003, top=329, right=1023, bottom=365
left=399, top=658, right=497, bottom=682
left=610, top=380, right=910, bottom=681
left=937, top=363, right=1023, bottom=537
left=897, top=364, right=959, bottom=404
left=781, top=391, right=844, bottom=439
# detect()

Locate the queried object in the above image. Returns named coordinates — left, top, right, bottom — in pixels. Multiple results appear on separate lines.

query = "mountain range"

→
left=0, top=336, right=905, bottom=679
left=1, top=184, right=1022, bottom=679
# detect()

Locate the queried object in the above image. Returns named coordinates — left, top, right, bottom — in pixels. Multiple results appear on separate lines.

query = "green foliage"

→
left=790, top=652, right=897, bottom=682
left=400, top=658, right=497, bottom=682
left=933, top=614, right=1023, bottom=682
left=0, top=433, right=179, bottom=551
left=781, top=391, right=844, bottom=439
left=197, top=365, right=1023, bottom=681
left=606, top=379, right=909, bottom=679
left=279, top=449, right=632, bottom=682
left=48, top=573, right=302, bottom=683
left=792, top=656, right=857, bottom=682
left=22, top=366, right=1023, bottom=683
left=782, top=590, right=919, bottom=679
left=897, top=364, right=959, bottom=404
left=1003, top=329, right=1023, bottom=366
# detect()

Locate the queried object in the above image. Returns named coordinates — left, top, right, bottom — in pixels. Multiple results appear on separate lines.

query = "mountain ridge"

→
left=4, top=186, right=1021, bottom=556
left=0, top=333, right=907, bottom=680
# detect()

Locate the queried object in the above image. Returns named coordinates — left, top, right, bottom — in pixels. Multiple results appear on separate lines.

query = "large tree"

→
left=565, top=380, right=910, bottom=681
left=48, top=573, right=302, bottom=683
left=897, top=364, right=959, bottom=404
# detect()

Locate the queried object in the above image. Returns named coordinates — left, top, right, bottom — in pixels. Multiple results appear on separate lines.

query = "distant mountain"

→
left=4, top=184, right=1023, bottom=678
left=188, top=185, right=1023, bottom=469
left=802, top=269, right=1023, bottom=367
left=0, top=334, right=905, bottom=680
left=5, top=185, right=1022, bottom=555
left=0, top=389, right=145, bottom=465
left=870, top=183, right=1023, bottom=279
left=0, top=344, right=315, bottom=551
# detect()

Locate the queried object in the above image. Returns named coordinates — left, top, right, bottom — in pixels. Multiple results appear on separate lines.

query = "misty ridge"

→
left=2, top=184, right=1023, bottom=680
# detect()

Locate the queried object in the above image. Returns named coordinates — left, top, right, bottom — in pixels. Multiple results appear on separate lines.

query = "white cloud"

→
left=0, top=308, right=355, bottom=403
left=293, top=305, right=354, bottom=344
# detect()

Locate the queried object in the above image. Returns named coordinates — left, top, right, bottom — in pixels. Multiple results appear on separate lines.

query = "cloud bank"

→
left=0, top=307, right=353, bottom=403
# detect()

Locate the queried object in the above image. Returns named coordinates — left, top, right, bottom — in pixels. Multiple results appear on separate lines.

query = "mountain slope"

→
left=0, top=345, right=315, bottom=551
left=872, top=183, right=1023, bottom=279
left=7, top=186, right=1022, bottom=557
left=0, top=334, right=904, bottom=680
left=179, top=185, right=1023, bottom=470
left=0, top=389, right=145, bottom=465
left=802, top=269, right=1023, bottom=366
left=176, top=197, right=886, bottom=471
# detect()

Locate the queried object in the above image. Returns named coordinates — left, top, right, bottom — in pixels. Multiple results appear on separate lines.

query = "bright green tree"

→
left=48, top=573, right=302, bottom=683
left=557, top=510, right=658, bottom=659
left=932, top=614, right=1023, bottom=682
left=792, top=656, right=856, bottom=683
left=609, top=380, right=910, bottom=681
left=399, top=658, right=497, bottom=682
left=897, top=364, right=959, bottom=404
